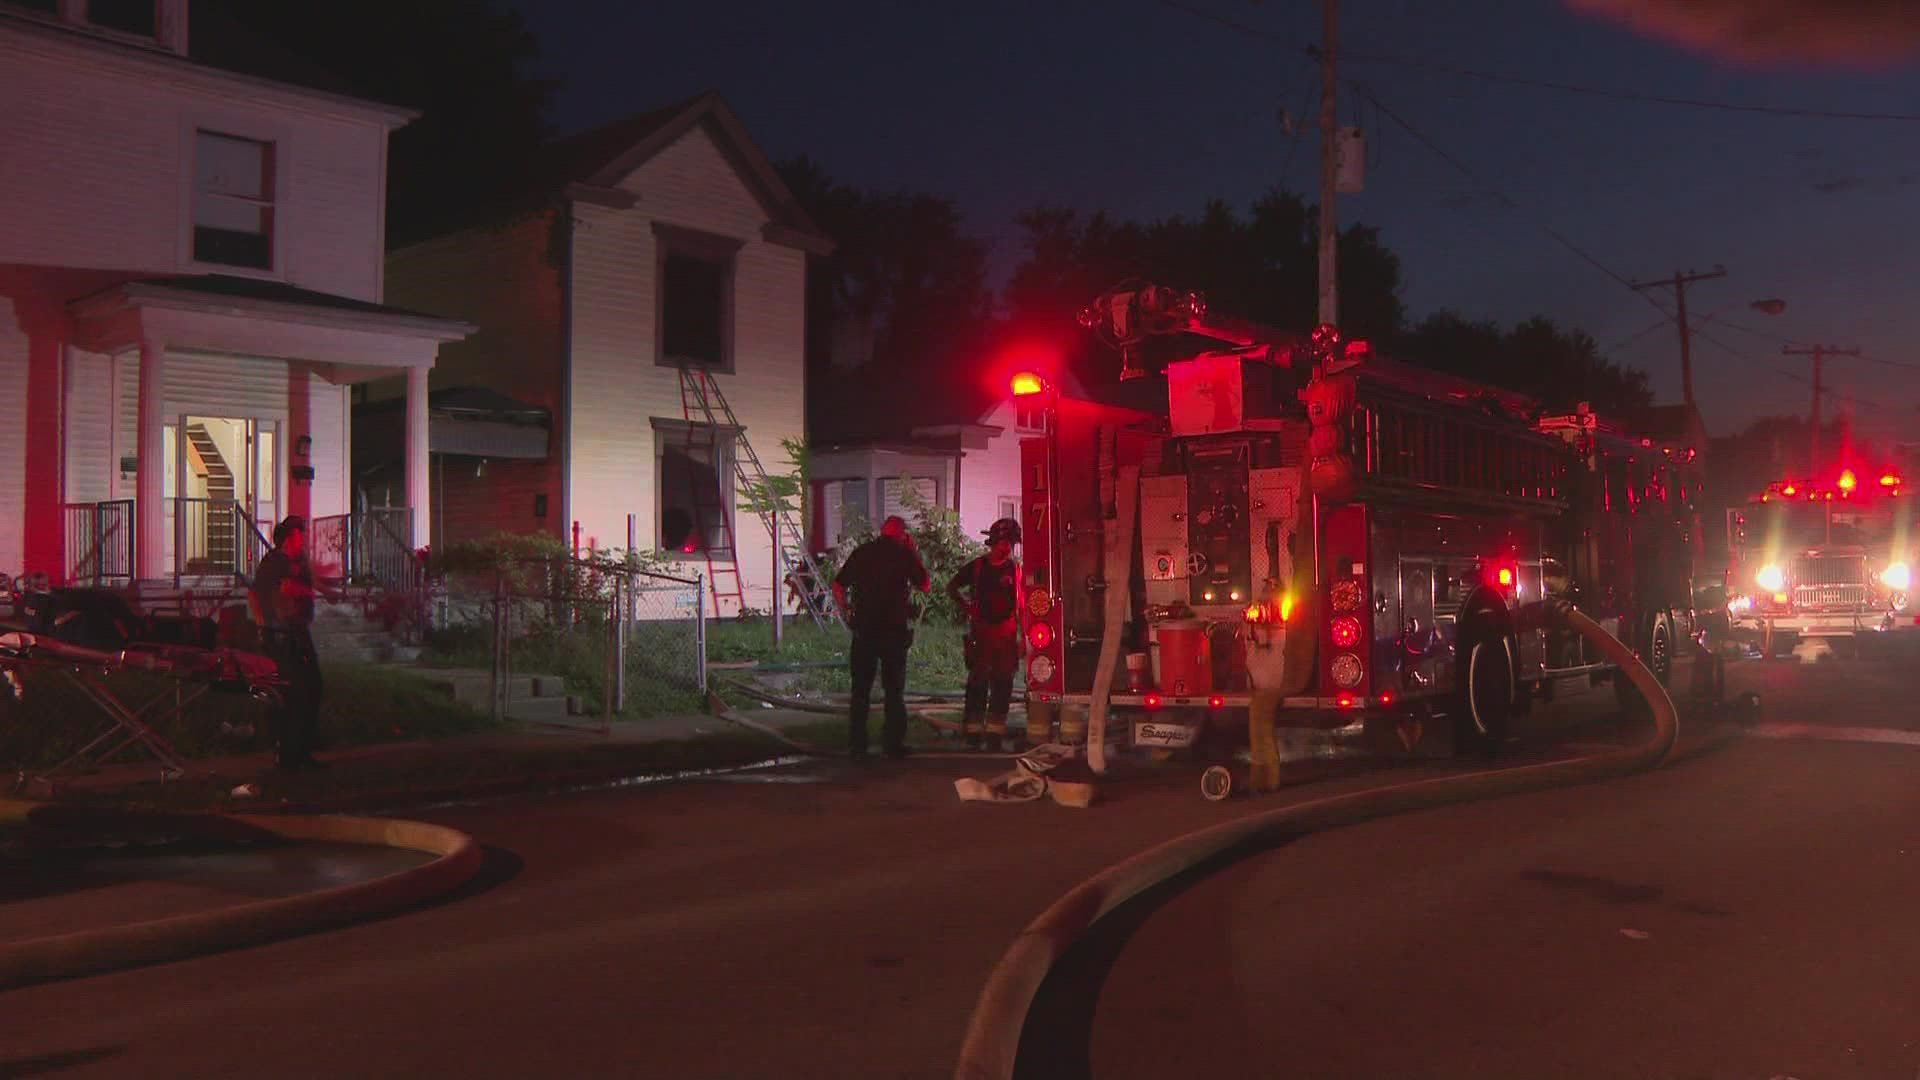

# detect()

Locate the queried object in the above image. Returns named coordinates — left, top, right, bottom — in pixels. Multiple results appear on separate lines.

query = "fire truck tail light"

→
left=1331, top=616, right=1363, bottom=648
left=1496, top=566, right=1514, bottom=587
left=1883, top=563, right=1912, bottom=591
left=1027, top=655, right=1056, bottom=686
left=1026, top=590, right=1053, bottom=618
left=1143, top=693, right=1163, bottom=710
left=1755, top=564, right=1786, bottom=592
left=1028, top=622, right=1053, bottom=650
left=1335, top=694, right=1357, bottom=709
left=1330, top=653, right=1364, bottom=688
left=1208, top=694, right=1225, bottom=709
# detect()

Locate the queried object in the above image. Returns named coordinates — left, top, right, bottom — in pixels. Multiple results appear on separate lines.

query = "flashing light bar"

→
left=1010, top=371, right=1048, bottom=397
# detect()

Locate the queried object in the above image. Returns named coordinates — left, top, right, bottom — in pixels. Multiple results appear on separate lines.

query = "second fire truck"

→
left=1014, top=284, right=1703, bottom=762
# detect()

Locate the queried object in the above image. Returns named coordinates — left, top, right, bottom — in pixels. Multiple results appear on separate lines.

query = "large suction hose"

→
left=954, top=602, right=1683, bottom=1080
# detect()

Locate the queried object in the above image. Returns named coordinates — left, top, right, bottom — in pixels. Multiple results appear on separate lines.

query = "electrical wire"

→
left=1153, top=0, right=1920, bottom=122
left=1345, top=52, right=1920, bottom=123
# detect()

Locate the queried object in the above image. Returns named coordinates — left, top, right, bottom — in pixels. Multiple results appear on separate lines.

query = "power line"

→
left=1346, top=52, right=1920, bottom=123
left=1153, top=1, right=1920, bottom=122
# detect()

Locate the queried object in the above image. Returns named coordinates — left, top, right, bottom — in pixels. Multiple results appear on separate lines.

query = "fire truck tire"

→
left=1455, top=634, right=1515, bottom=756
left=1615, top=610, right=1674, bottom=715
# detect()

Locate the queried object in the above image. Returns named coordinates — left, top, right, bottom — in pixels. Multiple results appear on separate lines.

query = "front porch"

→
left=56, top=275, right=470, bottom=591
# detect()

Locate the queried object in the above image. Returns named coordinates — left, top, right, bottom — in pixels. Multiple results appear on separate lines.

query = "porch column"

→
left=405, top=364, right=431, bottom=549
left=135, top=338, right=167, bottom=580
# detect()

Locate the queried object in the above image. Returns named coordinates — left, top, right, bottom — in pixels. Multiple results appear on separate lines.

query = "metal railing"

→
left=62, top=500, right=135, bottom=585
left=310, top=509, right=420, bottom=596
left=173, top=497, right=270, bottom=581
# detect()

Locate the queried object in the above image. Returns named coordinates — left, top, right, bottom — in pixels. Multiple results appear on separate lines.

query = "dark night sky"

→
left=506, top=0, right=1920, bottom=447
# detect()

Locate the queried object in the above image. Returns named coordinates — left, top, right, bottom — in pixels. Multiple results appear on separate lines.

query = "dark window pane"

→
left=13, top=0, right=59, bottom=13
left=88, top=0, right=155, bottom=36
left=194, top=226, right=271, bottom=269
left=659, top=435, right=729, bottom=554
left=662, top=253, right=727, bottom=366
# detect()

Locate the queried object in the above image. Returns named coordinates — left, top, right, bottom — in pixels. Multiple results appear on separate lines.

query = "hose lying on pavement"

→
left=954, top=603, right=1689, bottom=1080
left=0, top=802, right=484, bottom=989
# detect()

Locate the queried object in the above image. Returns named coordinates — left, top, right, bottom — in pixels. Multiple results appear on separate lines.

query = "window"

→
left=194, top=131, right=275, bottom=270
left=880, top=477, right=937, bottom=520
left=87, top=0, right=155, bottom=35
left=1015, top=406, right=1046, bottom=432
left=656, top=422, right=734, bottom=556
left=654, top=224, right=741, bottom=371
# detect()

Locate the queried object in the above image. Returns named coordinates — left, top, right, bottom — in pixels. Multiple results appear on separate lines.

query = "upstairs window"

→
left=87, top=0, right=155, bottom=36
left=193, top=131, right=275, bottom=271
left=1015, top=405, right=1046, bottom=432
left=654, top=223, right=741, bottom=372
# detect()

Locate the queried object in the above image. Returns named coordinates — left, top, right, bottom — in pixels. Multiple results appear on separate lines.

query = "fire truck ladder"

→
left=678, top=367, right=840, bottom=628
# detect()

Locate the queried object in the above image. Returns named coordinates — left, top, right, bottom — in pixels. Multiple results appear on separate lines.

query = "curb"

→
left=953, top=607, right=1701, bottom=1080
left=0, top=800, right=485, bottom=989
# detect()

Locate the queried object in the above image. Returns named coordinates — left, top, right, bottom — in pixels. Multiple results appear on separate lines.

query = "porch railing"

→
left=310, top=508, right=420, bottom=598
left=63, top=500, right=135, bottom=585
left=174, top=497, right=272, bottom=582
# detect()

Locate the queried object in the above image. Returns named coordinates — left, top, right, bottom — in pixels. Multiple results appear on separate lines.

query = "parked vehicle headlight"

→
left=1881, top=562, right=1911, bottom=592
left=1755, top=564, right=1786, bottom=592
left=1727, top=594, right=1752, bottom=614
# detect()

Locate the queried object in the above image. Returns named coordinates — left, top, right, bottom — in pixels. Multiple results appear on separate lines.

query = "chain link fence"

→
left=429, top=555, right=705, bottom=731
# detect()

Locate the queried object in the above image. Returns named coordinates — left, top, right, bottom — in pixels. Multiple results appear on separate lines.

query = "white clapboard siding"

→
left=0, top=299, right=27, bottom=574
left=0, top=25, right=392, bottom=300
left=64, top=348, right=115, bottom=505
left=567, top=123, right=807, bottom=615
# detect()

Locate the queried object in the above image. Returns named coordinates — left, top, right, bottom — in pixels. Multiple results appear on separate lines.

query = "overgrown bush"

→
left=816, top=478, right=983, bottom=625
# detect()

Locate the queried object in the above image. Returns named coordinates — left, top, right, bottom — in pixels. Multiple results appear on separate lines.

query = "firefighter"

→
left=831, top=515, right=931, bottom=760
left=250, top=516, right=327, bottom=772
left=949, top=517, right=1023, bottom=752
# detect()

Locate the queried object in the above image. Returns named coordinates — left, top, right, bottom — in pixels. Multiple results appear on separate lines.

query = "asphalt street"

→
left=3, top=652, right=1915, bottom=1080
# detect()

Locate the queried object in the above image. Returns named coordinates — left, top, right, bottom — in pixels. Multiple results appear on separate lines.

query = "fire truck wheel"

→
left=1455, top=634, right=1514, bottom=756
left=1615, top=610, right=1673, bottom=715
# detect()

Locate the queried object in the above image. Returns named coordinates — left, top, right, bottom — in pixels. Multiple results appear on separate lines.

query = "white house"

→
left=374, top=92, right=831, bottom=618
left=809, top=395, right=1044, bottom=550
left=0, top=0, right=468, bottom=598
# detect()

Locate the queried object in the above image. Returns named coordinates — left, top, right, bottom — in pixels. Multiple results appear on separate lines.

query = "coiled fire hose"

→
left=953, top=602, right=1683, bottom=1080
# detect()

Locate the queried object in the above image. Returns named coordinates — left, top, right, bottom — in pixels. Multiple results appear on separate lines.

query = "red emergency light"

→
left=1781, top=482, right=1797, bottom=496
left=1010, top=371, right=1048, bottom=397
left=1883, top=473, right=1903, bottom=488
left=1143, top=693, right=1163, bottom=711
left=1207, top=694, right=1225, bottom=709
left=1027, top=622, right=1053, bottom=650
left=1839, top=469, right=1858, bottom=493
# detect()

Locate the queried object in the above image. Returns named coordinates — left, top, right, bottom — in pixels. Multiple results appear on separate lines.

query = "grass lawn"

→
left=0, top=662, right=499, bottom=770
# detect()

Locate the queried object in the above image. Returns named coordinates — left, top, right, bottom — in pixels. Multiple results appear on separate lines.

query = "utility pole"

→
left=1316, top=0, right=1339, bottom=327
left=1782, top=344, right=1861, bottom=477
left=1631, top=266, right=1726, bottom=412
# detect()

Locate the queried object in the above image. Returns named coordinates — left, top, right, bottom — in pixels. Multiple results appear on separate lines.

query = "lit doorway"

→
left=166, top=416, right=278, bottom=576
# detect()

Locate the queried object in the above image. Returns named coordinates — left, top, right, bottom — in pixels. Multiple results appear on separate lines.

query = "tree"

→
left=777, top=158, right=999, bottom=438
left=192, top=0, right=558, bottom=246
left=1392, top=312, right=1654, bottom=417
left=998, top=192, right=1407, bottom=390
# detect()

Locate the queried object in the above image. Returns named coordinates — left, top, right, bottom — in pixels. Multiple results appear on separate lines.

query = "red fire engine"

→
left=1726, top=467, right=1917, bottom=650
left=1014, top=284, right=1702, bottom=761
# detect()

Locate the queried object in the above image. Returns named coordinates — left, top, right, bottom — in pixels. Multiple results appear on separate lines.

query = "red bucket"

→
left=1152, top=619, right=1212, bottom=696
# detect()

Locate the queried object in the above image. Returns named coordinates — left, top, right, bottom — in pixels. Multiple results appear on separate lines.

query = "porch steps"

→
left=404, top=666, right=577, bottom=723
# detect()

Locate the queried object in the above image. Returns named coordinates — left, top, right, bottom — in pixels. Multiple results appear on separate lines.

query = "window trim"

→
left=181, top=120, right=289, bottom=279
left=651, top=417, right=739, bottom=561
left=653, top=222, right=742, bottom=374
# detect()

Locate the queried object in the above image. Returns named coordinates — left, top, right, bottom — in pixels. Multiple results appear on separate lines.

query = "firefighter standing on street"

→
left=832, top=516, right=931, bottom=759
left=250, top=516, right=328, bottom=772
left=950, top=517, right=1023, bottom=752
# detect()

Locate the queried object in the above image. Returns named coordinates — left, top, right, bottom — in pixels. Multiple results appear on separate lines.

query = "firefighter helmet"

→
left=984, top=517, right=1022, bottom=545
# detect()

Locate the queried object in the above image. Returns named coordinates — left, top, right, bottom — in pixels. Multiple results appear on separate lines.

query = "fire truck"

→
left=1014, top=284, right=1702, bottom=760
left=1726, top=468, right=1916, bottom=651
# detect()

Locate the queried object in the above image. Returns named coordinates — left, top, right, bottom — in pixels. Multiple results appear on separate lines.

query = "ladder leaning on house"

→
left=677, top=367, right=841, bottom=629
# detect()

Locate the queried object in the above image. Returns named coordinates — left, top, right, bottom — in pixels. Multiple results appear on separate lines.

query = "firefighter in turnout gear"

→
left=949, top=517, right=1023, bottom=751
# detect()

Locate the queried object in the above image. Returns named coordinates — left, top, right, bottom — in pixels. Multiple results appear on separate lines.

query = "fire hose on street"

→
left=953, top=601, right=1696, bottom=1080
